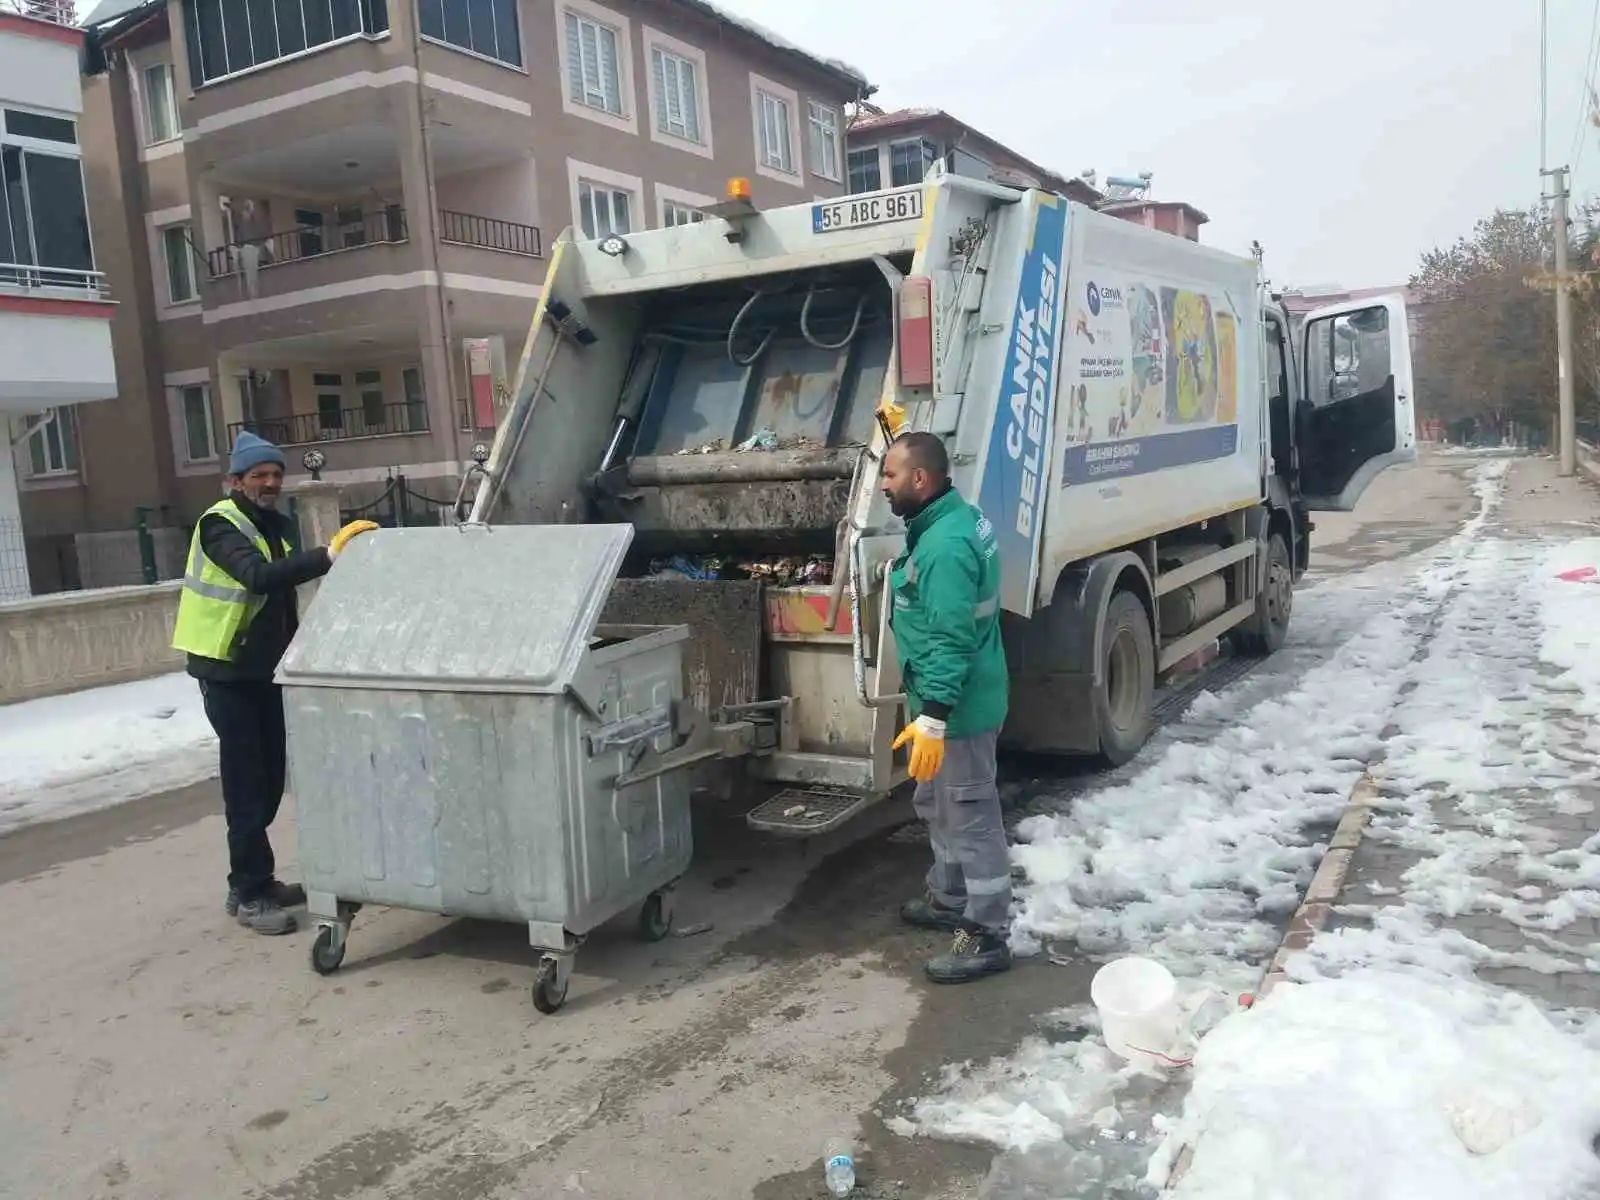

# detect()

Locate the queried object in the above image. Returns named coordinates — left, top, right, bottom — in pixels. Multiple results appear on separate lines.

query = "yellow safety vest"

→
left=170, top=499, right=291, bottom=661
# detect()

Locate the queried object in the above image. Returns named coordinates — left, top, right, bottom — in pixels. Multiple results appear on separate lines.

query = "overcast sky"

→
left=723, top=0, right=1595, bottom=291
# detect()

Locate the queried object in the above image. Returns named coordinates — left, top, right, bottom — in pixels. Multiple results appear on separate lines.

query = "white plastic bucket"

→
left=1091, top=956, right=1182, bottom=1067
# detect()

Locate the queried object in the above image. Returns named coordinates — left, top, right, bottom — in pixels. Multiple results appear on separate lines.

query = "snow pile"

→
left=1163, top=972, right=1600, bottom=1200
left=0, top=672, right=215, bottom=834
left=1541, top=537, right=1600, bottom=717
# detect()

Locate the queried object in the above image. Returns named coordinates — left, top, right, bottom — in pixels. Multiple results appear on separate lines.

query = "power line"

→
left=1570, top=0, right=1600, bottom=172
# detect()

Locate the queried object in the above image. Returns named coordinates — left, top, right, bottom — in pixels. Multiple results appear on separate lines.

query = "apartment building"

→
left=845, top=106, right=1100, bottom=205
left=18, top=0, right=868, bottom=587
left=1, top=0, right=118, bottom=598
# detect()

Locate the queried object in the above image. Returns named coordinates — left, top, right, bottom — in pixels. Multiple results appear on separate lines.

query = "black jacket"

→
left=185, top=493, right=332, bottom=683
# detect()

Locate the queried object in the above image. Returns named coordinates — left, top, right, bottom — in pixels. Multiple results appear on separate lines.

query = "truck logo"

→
left=978, top=196, right=1069, bottom=617
left=1087, top=282, right=1101, bottom=316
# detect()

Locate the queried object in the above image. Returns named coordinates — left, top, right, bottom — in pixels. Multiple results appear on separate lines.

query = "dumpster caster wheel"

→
left=310, top=925, right=346, bottom=975
left=532, top=957, right=569, bottom=1014
left=637, top=890, right=674, bottom=943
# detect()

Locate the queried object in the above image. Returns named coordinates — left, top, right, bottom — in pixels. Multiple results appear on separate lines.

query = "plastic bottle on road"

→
left=823, top=1137, right=855, bottom=1196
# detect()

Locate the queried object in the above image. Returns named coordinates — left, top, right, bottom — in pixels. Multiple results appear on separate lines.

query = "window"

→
left=401, top=366, right=426, bottom=431
left=354, top=369, right=384, bottom=428
left=24, top=407, right=79, bottom=476
left=663, top=201, right=704, bottom=227
left=756, top=89, right=794, bottom=174
left=846, top=146, right=880, bottom=193
left=577, top=180, right=631, bottom=239
left=162, top=225, right=197, bottom=304
left=178, top=384, right=217, bottom=462
left=313, top=373, right=344, bottom=431
left=181, top=0, right=391, bottom=86
left=650, top=46, right=700, bottom=143
left=0, top=145, right=93, bottom=284
left=142, top=64, right=178, bottom=144
left=2, top=110, right=76, bottom=145
left=294, top=208, right=324, bottom=257
left=417, top=0, right=520, bottom=66
left=807, top=102, right=840, bottom=181
left=335, top=205, right=366, bottom=249
left=889, top=138, right=938, bottom=188
left=566, top=10, right=622, bottom=114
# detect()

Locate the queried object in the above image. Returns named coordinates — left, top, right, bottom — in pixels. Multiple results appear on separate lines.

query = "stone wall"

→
left=0, top=581, right=183, bottom=705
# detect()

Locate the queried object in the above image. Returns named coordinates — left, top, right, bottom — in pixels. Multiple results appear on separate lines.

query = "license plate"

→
left=811, top=188, right=924, bottom=234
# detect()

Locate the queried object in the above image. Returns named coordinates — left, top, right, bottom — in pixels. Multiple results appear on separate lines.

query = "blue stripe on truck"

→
left=978, top=193, right=1069, bottom=617
left=1060, top=423, right=1240, bottom=485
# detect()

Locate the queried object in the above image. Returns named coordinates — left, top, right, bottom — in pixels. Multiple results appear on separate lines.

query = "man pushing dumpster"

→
left=881, top=431, right=1014, bottom=984
left=171, top=432, right=378, bottom=936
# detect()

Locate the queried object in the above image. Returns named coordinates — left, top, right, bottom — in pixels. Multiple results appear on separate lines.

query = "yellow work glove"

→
left=328, top=519, right=379, bottom=558
left=876, top=400, right=907, bottom=437
left=893, top=715, right=947, bottom=783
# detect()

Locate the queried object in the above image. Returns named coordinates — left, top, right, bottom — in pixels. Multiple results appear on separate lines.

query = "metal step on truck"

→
left=461, top=165, right=1418, bottom=837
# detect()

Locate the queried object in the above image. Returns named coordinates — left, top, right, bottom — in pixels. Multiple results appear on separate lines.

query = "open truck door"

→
left=1295, top=294, right=1417, bottom=510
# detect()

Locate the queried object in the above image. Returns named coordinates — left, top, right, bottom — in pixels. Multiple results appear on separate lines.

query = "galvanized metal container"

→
left=277, top=522, right=693, bottom=1012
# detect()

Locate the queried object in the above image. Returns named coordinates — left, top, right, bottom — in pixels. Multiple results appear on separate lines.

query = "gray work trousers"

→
left=910, top=728, right=1012, bottom=934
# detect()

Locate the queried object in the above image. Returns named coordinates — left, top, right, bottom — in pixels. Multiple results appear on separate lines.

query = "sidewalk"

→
left=1163, top=455, right=1600, bottom=1199
left=0, top=671, right=215, bottom=835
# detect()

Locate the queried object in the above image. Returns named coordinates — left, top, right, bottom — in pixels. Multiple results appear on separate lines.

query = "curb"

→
left=1162, top=772, right=1380, bottom=1190
left=1258, top=773, right=1381, bottom=998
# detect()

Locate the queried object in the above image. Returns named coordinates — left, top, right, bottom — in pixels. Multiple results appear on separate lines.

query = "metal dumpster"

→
left=277, top=522, right=693, bottom=1013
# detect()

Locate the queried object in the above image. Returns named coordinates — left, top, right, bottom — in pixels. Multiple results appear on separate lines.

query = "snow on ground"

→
left=1158, top=465, right=1600, bottom=1200
left=891, top=457, right=1600, bottom=1197
left=0, top=672, right=215, bottom=835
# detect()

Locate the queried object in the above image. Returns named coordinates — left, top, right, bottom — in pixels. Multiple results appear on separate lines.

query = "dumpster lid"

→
left=278, top=523, right=635, bottom=693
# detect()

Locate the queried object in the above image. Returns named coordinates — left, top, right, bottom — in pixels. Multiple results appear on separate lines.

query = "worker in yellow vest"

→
left=172, top=432, right=377, bottom=935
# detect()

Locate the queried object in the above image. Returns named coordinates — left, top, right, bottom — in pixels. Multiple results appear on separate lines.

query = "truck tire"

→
left=1094, top=590, right=1155, bottom=767
left=1235, top=533, right=1292, bottom=656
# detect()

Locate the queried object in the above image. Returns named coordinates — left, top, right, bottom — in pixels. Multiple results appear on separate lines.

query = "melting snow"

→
left=0, top=672, right=215, bottom=834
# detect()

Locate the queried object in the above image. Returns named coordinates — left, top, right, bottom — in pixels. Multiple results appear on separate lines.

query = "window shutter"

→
left=651, top=48, right=668, bottom=133
left=680, top=59, right=699, bottom=142
left=564, top=12, right=584, bottom=104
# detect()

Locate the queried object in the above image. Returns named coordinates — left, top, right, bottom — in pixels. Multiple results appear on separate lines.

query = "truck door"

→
left=1295, top=294, right=1417, bottom=510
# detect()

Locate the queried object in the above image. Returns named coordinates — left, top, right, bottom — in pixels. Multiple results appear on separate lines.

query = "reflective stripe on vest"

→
left=895, top=557, right=1000, bottom=622
left=170, top=500, right=288, bottom=661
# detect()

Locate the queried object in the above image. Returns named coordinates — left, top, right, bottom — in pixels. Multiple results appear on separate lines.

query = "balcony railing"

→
left=205, top=208, right=542, bottom=280
left=207, top=207, right=409, bottom=278
left=227, top=401, right=429, bottom=448
left=2, top=0, right=74, bottom=22
left=0, top=263, right=110, bottom=298
left=438, top=210, right=542, bottom=258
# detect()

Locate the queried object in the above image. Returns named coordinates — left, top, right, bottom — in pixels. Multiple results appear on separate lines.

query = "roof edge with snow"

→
left=664, top=0, right=872, bottom=96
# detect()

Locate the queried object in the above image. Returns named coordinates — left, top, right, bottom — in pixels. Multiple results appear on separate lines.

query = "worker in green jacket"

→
left=883, top=431, right=1012, bottom=984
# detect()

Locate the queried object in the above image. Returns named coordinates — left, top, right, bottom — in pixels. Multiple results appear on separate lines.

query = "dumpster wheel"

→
left=637, top=889, right=674, bottom=943
left=310, top=924, right=347, bottom=975
left=532, top=956, right=569, bottom=1014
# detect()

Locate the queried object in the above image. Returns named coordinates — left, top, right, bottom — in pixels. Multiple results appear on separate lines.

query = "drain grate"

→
left=746, top=787, right=874, bottom=837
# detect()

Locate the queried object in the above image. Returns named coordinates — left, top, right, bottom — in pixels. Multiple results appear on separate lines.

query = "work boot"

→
left=900, top=895, right=965, bottom=932
left=926, top=925, right=1012, bottom=984
left=224, top=880, right=306, bottom=916
left=235, top=896, right=297, bottom=936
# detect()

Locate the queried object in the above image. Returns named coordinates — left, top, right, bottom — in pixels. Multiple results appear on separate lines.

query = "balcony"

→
left=206, top=206, right=409, bottom=280
left=0, top=263, right=109, bottom=298
left=227, top=400, right=428, bottom=448
left=0, top=263, right=116, bottom=410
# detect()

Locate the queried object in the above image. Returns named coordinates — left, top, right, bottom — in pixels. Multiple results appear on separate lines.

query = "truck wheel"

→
left=1094, top=590, right=1155, bottom=767
left=1235, top=533, right=1292, bottom=656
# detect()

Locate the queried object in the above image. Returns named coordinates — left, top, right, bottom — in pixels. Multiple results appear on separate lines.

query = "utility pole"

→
left=1544, top=165, right=1577, bottom=475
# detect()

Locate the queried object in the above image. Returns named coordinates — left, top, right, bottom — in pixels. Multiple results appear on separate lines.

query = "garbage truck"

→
left=460, top=165, right=1417, bottom=837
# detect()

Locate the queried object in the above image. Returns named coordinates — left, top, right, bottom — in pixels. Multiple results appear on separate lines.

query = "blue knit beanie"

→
left=228, top=430, right=286, bottom=475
